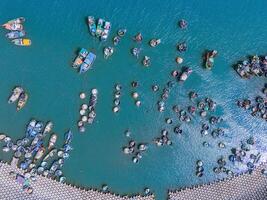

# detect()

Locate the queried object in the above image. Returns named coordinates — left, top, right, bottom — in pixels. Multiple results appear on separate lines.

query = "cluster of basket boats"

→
left=2, top=17, right=31, bottom=46
left=235, top=55, right=267, bottom=79
left=8, top=86, right=28, bottom=111
left=0, top=119, right=73, bottom=184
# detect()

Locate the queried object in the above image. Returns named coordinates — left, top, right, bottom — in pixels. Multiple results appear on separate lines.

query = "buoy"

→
left=80, top=109, right=86, bottom=116
left=135, top=100, right=141, bottom=107
left=81, top=116, right=88, bottom=122
left=113, top=106, right=119, bottom=113
left=132, top=92, right=139, bottom=99
left=176, top=57, right=183, bottom=64
left=91, top=88, right=98, bottom=95
left=81, top=104, right=88, bottom=110
left=79, top=93, right=86, bottom=99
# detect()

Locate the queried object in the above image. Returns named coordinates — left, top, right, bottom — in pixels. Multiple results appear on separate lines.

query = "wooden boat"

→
left=205, top=50, right=217, bottom=69
left=43, top=121, right=53, bottom=135
left=103, top=47, right=114, bottom=59
left=117, top=29, right=126, bottom=37
left=2, top=17, right=25, bottom=26
left=101, top=21, right=111, bottom=41
left=3, top=23, right=23, bottom=31
left=48, top=134, right=57, bottom=149
left=12, top=38, right=31, bottom=46
left=6, top=30, right=26, bottom=39
left=34, top=147, right=45, bottom=162
left=142, top=56, right=151, bottom=67
left=149, top=39, right=161, bottom=47
left=113, top=36, right=120, bottom=46
left=72, top=48, right=88, bottom=68
left=96, top=18, right=104, bottom=37
left=17, top=92, right=28, bottom=111
left=8, top=86, right=24, bottom=103
left=179, top=68, right=193, bottom=82
left=87, top=16, right=96, bottom=36
left=79, top=52, right=96, bottom=73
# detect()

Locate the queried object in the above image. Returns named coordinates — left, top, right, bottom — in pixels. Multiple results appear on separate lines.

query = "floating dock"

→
left=0, top=161, right=267, bottom=200
left=0, top=162, right=155, bottom=200
left=168, top=163, right=267, bottom=200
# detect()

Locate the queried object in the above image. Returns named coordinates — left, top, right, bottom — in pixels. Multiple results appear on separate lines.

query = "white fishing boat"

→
left=43, top=121, right=53, bottom=135
left=48, top=134, right=57, bottom=149
left=2, top=17, right=25, bottom=26
left=34, top=147, right=45, bottom=162
left=8, top=86, right=24, bottom=104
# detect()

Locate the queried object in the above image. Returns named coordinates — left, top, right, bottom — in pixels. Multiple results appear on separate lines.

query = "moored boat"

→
left=113, top=36, right=120, bottom=46
left=8, top=86, right=24, bottom=104
left=64, top=130, right=73, bottom=144
left=103, top=47, right=114, bottom=59
left=2, top=17, right=25, bottom=26
left=117, top=29, right=126, bottom=37
left=87, top=16, right=96, bottom=36
left=101, top=21, right=111, bottom=41
left=149, top=39, right=161, bottom=47
left=179, top=67, right=193, bottom=82
left=17, top=92, right=28, bottom=111
left=34, top=147, right=45, bottom=162
left=48, top=134, right=57, bottom=149
left=72, top=48, right=89, bottom=68
left=3, top=23, right=23, bottom=31
left=142, top=56, right=151, bottom=67
left=205, top=50, right=217, bottom=69
left=132, top=48, right=141, bottom=58
left=79, top=52, right=96, bottom=73
left=43, top=121, right=53, bottom=135
left=12, top=38, right=31, bottom=46
left=5, top=30, right=26, bottom=39
left=96, top=18, right=104, bottom=37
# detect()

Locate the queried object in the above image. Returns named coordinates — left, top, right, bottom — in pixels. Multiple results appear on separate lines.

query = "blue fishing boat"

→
left=64, top=130, right=73, bottom=144
left=87, top=16, right=96, bottom=36
left=6, top=30, right=26, bottom=39
left=72, top=48, right=88, bottom=68
left=79, top=52, right=96, bottom=74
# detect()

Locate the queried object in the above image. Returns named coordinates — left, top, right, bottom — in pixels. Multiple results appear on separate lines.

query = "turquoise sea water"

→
left=0, top=0, right=267, bottom=199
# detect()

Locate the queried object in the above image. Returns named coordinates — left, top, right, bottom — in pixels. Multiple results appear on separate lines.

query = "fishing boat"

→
left=26, top=119, right=36, bottom=137
left=35, top=121, right=44, bottom=133
left=72, top=48, right=89, bottom=68
left=235, top=64, right=250, bottom=79
left=113, top=36, right=120, bottom=46
left=5, top=30, right=26, bottom=39
left=48, top=134, right=57, bottom=149
left=101, top=21, right=111, bottom=41
left=117, top=29, right=126, bottom=37
left=43, top=121, right=53, bottom=135
left=149, top=39, right=161, bottom=47
left=134, top=33, right=143, bottom=42
left=179, top=68, right=193, bottom=82
left=79, top=52, right=96, bottom=73
left=205, top=50, right=217, bottom=69
left=17, top=92, right=28, bottom=111
left=12, top=38, right=31, bottom=46
left=34, top=147, right=45, bottom=162
left=179, top=19, right=188, bottom=29
left=96, top=18, right=104, bottom=37
left=132, top=48, right=141, bottom=58
left=2, top=17, right=25, bottom=26
left=87, top=16, right=96, bottom=36
left=8, top=86, right=24, bottom=104
left=43, top=149, right=57, bottom=161
left=3, top=23, right=23, bottom=31
left=142, top=56, right=151, bottom=67
left=103, top=47, right=114, bottom=59
left=64, top=130, right=73, bottom=144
